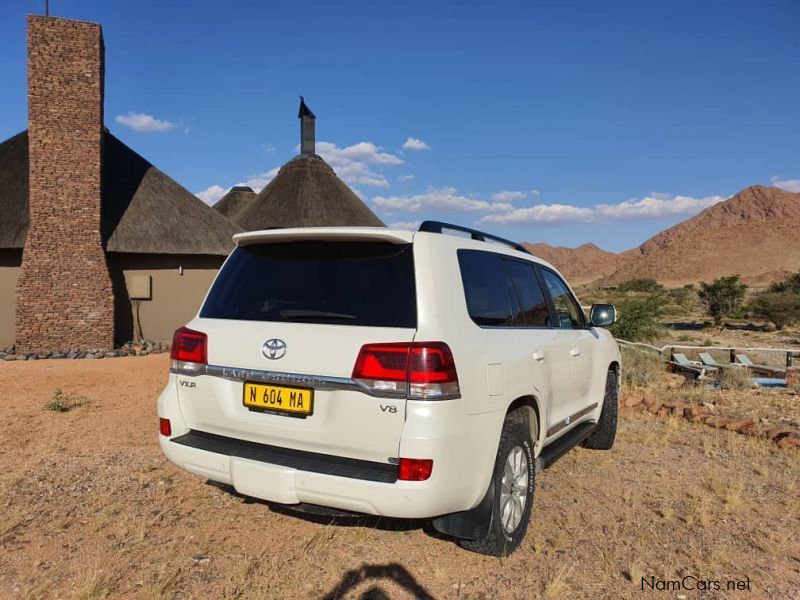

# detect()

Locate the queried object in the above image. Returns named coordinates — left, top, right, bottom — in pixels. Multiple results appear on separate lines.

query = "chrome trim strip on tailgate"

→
left=170, top=362, right=407, bottom=398
left=208, top=364, right=360, bottom=391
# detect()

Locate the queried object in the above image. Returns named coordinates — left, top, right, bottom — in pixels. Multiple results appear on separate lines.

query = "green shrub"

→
left=698, top=275, right=748, bottom=325
left=617, top=278, right=663, bottom=293
left=44, top=389, right=89, bottom=412
left=619, top=346, right=666, bottom=387
left=749, top=291, right=800, bottom=330
left=611, top=296, right=666, bottom=342
left=768, top=272, right=800, bottom=294
left=666, top=286, right=698, bottom=310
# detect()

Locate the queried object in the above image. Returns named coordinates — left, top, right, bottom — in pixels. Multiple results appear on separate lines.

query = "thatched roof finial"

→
left=299, top=96, right=316, bottom=155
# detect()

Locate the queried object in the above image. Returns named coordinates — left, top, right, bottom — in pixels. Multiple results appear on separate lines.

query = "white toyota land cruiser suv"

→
left=158, top=221, right=620, bottom=556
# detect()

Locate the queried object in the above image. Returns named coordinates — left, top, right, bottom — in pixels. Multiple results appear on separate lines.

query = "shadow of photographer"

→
left=322, top=563, right=437, bottom=600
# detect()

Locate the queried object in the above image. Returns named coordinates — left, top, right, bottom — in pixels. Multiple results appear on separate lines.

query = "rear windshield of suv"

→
left=200, top=241, right=417, bottom=328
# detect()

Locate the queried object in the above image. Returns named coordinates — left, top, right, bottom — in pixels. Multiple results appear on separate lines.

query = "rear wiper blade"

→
left=279, top=309, right=357, bottom=320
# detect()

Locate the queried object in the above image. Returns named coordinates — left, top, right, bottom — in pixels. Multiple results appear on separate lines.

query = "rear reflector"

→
left=352, top=342, right=460, bottom=399
left=170, top=327, right=207, bottom=375
left=398, top=458, right=433, bottom=481
left=159, top=417, right=172, bottom=437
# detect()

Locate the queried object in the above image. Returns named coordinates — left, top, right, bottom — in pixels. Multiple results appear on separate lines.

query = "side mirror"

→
left=590, top=304, right=616, bottom=327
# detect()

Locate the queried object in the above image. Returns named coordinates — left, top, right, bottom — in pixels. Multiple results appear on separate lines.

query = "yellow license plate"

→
left=243, top=382, right=314, bottom=416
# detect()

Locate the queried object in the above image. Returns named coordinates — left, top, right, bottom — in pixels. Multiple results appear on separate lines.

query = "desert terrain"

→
left=1, top=355, right=798, bottom=599
left=527, top=185, right=800, bottom=288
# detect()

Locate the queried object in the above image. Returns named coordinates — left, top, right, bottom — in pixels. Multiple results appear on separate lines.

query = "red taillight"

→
left=351, top=342, right=459, bottom=399
left=159, top=417, right=172, bottom=437
left=398, top=458, right=433, bottom=481
left=352, top=344, right=412, bottom=382
left=170, top=327, right=207, bottom=364
left=407, top=344, right=458, bottom=384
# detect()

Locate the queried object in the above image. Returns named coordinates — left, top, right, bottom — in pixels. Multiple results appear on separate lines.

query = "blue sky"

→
left=1, top=0, right=798, bottom=251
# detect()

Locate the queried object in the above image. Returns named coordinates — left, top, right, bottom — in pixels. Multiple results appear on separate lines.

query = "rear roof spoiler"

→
left=233, top=227, right=414, bottom=247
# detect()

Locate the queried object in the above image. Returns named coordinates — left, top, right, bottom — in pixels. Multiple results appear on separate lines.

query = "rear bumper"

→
left=157, top=383, right=501, bottom=519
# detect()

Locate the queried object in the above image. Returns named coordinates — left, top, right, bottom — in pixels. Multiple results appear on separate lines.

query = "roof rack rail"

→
left=418, top=221, right=531, bottom=255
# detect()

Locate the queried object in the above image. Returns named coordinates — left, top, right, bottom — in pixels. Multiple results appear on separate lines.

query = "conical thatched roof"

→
left=0, top=129, right=241, bottom=254
left=213, top=185, right=256, bottom=226
left=237, top=154, right=384, bottom=230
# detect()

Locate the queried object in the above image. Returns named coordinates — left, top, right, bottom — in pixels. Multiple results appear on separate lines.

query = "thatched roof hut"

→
left=0, top=129, right=241, bottom=254
left=237, top=153, right=385, bottom=230
left=213, top=185, right=256, bottom=226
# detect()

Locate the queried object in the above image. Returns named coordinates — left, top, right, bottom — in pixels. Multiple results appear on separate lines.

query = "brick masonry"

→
left=15, top=16, right=114, bottom=352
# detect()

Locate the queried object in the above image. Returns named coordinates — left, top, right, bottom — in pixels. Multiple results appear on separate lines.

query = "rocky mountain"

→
left=522, top=242, right=630, bottom=285
left=523, top=185, right=800, bottom=287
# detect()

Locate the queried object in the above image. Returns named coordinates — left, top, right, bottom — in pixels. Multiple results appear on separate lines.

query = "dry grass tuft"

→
left=620, top=346, right=665, bottom=387
left=625, top=563, right=643, bottom=584
left=541, top=565, right=572, bottom=599
left=74, top=569, right=114, bottom=600
left=716, top=367, right=754, bottom=390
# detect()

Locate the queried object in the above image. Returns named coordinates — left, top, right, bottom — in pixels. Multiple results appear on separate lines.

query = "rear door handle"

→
left=532, top=350, right=546, bottom=362
left=569, top=348, right=581, bottom=357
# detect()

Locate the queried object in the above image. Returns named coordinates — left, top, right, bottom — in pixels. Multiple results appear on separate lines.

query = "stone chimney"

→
left=16, top=16, right=114, bottom=351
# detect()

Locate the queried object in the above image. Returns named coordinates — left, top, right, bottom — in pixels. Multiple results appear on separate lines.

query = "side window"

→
left=504, top=260, right=551, bottom=327
left=457, top=250, right=518, bottom=326
left=539, top=269, right=585, bottom=328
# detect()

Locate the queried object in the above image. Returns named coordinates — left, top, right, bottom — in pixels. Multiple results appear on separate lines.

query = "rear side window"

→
left=504, top=261, right=551, bottom=327
left=539, top=268, right=585, bottom=328
left=200, top=241, right=416, bottom=327
left=457, top=250, right=551, bottom=328
left=457, top=250, right=516, bottom=326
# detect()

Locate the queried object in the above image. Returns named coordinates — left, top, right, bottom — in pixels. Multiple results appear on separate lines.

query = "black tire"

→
left=458, top=420, right=535, bottom=556
left=583, top=369, right=618, bottom=450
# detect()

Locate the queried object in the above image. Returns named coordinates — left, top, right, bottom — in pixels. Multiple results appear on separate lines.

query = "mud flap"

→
left=431, top=479, right=494, bottom=540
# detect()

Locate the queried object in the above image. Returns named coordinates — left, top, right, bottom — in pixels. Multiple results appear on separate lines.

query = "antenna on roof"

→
left=298, top=96, right=316, bottom=155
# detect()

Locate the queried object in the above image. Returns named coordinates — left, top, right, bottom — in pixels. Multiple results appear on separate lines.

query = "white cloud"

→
left=388, top=220, right=422, bottom=231
left=770, top=176, right=800, bottom=193
left=479, top=204, right=594, bottom=225
left=480, top=193, right=725, bottom=226
left=398, top=174, right=415, bottom=182
left=236, top=167, right=280, bottom=192
left=595, top=194, right=724, bottom=219
left=115, top=111, right=175, bottom=133
left=196, top=185, right=227, bottom=205
left=315, top=141, right=404, bottom=188
left=402, top=137, right=431, bottom=151
left=491, top=190, right=527, bottom=203
left=373, top=187, right=512, bottom=213
left=530, top=189, right=541, bottom=197
left=195, top=167, right=280, bottom=205
left=194, top=138, right=404, bottom=206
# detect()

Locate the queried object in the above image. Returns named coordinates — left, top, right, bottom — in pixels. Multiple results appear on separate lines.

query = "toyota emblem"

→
left=262, top=338, right=287, bottom=360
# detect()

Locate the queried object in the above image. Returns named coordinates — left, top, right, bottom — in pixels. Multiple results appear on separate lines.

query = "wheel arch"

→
left=608, top=360, right=620, bottom=386
left=505, top=395, right=544, bottom=455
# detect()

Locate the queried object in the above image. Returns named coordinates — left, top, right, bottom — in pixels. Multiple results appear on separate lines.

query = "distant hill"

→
left=523, top=185, right=800, bottom=287
left=522, top=242, right=631, bottom=285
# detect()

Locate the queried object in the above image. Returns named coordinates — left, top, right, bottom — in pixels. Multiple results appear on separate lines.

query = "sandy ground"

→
left=0, top=355, right=798, bottom=599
